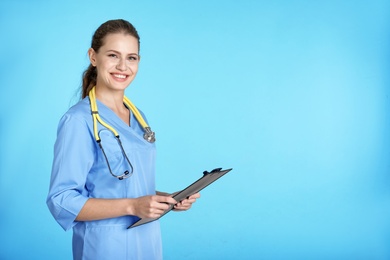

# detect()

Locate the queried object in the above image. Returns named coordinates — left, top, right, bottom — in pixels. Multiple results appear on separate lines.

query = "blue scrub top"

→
left=47, top=97, right=162, bottom=260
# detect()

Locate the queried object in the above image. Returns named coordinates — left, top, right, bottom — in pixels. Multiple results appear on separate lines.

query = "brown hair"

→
left=81, top=19, right=140, bottom=98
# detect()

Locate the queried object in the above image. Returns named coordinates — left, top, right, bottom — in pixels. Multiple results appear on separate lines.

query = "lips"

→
left=112, top=73, right=128, bottom=79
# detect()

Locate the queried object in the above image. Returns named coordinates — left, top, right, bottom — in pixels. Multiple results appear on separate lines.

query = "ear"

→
left=88, top=48, right=97, bottom=67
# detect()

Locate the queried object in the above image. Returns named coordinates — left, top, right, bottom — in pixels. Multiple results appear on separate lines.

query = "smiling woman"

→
left=88, top=34, right=140, bottom=96
left=81, top=19, right=141, bottom=99
left=88, top=33, right=140, bottom=124
left=46, top=19, right=200, bottom=260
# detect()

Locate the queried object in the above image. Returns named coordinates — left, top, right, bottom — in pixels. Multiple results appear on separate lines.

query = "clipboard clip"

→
left=203, top=168, right=223, bottom=175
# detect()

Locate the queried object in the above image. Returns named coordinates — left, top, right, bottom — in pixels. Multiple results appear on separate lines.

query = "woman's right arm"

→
left=76, top=195, right=177, bottom=221
left=47, top=114, right=94, bottom=231
left=47, top=114, right=177, bottom=229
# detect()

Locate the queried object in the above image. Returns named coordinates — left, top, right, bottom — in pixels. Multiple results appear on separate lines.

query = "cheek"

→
left=130, top=64, right=139, bottom=74
left=97, top=58, right=115, bottom=69
left=96, top=62, right=115, bottom=75
left=96, top=66, right=112, bottom=82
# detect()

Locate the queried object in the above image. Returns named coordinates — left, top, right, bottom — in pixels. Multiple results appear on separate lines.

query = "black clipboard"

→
left=128, top=168, right=232, bottom=228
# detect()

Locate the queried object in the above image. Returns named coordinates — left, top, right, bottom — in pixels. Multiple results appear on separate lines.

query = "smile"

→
left=112, top=74, right=127, bottom=79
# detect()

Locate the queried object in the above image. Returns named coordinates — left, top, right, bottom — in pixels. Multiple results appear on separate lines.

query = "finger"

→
left=176, top=200, right=192, bottom=207
left=180, top=198, right=196, bottom=205
left=151, top=202, right=173, bottom=211
left=189, top=193, right=201, bottom=199
left=174, top=204, right=191, bottom=211
left=148, top=209, right=165, bottom=218
left=155, top=195, right=177, bottom=205
left=184, top=198, right=197, bottom=204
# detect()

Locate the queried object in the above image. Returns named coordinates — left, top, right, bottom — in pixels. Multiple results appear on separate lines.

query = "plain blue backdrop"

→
left=1, top=0, right=389, bottom=259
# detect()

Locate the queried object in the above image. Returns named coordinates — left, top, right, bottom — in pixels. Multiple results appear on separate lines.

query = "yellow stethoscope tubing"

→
left=89, top=86, right=150, bottom=142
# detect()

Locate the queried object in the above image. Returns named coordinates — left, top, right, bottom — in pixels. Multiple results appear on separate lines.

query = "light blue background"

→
left=1, top=0, right=389, bottom=259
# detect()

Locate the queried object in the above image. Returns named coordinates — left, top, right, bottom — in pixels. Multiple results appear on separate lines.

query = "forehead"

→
left=100, top=33, right=139, bottom=53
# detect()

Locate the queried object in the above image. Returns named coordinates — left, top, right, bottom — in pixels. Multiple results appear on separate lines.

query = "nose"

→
left=116, top=58, right=127, bottom=71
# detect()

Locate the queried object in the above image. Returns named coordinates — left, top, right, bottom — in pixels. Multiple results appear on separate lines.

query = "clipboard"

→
left=128, top=167, right=232, bottom=229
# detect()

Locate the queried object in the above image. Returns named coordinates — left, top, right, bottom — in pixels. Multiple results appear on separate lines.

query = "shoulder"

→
left=65, top=97, right=91, bottom=120
left=57, top=98, right=92, bottom=130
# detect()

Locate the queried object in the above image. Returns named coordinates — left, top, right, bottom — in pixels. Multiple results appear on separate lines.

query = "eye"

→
left=128, top=55, right=139, bottom=61
left=108, top=53, right=117, bottom=58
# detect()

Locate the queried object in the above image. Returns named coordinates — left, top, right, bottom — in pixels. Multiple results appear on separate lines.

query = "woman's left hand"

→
left=172, top=192, right=201, bottom=211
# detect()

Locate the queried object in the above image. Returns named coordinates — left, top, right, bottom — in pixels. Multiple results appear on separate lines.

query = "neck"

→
left=95, top=86, right=125, bottom=109
left=94, top=86, right=130, bottom=126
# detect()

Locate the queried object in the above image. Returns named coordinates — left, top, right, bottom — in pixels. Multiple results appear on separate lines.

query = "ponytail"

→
left=81, top=64, right=97, bottom=98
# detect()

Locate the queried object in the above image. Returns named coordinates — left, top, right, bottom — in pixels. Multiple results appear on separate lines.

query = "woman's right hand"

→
left=130, top=195, right=177, bottom=219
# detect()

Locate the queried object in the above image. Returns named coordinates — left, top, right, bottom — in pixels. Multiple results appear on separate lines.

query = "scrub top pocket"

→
left=97, top=129, right=131, bottom=176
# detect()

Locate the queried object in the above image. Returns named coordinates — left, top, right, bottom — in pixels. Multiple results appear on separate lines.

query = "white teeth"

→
left=113, top=74, right=126, bottom=79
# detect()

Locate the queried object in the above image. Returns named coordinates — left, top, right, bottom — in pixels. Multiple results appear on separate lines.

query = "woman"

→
left=47, top=19, right=200, bottom=260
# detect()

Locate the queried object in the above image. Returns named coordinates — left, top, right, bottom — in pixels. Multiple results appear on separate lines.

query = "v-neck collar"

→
left=95, top=99, right=134, bottom=130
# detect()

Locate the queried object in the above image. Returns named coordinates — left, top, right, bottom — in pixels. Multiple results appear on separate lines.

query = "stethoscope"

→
left=88, top=86, right=155, bottom=180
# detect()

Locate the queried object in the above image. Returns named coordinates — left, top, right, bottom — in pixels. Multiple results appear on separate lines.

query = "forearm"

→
left=76, top=198, right=134, bottom=221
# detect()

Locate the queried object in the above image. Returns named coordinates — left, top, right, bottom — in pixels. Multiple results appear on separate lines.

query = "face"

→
left=89, top=33, right=140, bottom=92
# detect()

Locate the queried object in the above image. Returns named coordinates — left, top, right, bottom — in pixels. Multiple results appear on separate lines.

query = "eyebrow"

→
left=106, top=50, right=139, bottom=56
